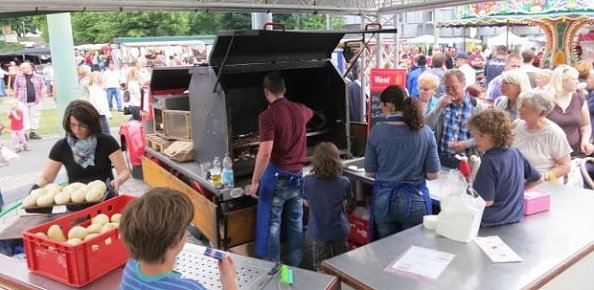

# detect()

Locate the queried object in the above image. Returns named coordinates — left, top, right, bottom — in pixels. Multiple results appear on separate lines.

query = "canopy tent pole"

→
left=506, top=20, right=510, bottom=48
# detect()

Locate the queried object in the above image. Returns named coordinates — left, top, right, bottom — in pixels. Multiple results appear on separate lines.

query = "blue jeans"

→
left=99, top=115, right=110, bottom=135
left=106, top=87, right=122, bottom=110
left=374, top=187, right=427, bottom=239
left=265, top=179, right=304, bottom=266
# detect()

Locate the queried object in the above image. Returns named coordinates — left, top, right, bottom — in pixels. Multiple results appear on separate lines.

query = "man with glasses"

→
left=426, top=69, right=486, bottom=168
left=485, top=53, right=523, bottom=106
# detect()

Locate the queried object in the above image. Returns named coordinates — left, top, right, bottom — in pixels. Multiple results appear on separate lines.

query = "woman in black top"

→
left=36, top=100, right=130, bottom=195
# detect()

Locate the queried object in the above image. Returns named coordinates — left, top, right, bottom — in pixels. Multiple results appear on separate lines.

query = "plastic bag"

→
left=0, top=147, right=19, bottom=167
left=438, top=170, right=467, bottom=200
left=436, top=185, right=486, bottom=243
left=567, top=158, right=584, bottom=188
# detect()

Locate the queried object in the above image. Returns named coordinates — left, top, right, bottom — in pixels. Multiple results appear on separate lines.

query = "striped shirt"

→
left=121, top=260, right=207, bottom=290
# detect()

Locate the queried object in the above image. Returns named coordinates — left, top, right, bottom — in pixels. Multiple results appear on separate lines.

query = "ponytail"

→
left=402, top=97, right=424, bottom=130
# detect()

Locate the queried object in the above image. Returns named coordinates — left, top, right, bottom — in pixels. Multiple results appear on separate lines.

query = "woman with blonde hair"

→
left=77, top=66, right=91, bottom=100
left=88, top=71, right=111, bottom=134
left=125, top=67, right=142, bottom=121
left=534, top=68, right=553, bottom=89
left=493, top=69, right=532, bottom=120
left=417, top=72, right=440, bottom=114
left=547, top=65, right=594, bottom=157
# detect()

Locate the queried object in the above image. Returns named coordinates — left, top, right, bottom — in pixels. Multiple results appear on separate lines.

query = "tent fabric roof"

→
left=0, top=0, right=496, bottom=16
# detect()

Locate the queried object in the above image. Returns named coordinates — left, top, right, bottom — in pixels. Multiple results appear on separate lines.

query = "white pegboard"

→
left=173, top=244, right=270, bottom=289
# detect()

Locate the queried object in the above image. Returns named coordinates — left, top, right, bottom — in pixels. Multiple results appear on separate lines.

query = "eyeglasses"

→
left=69, top=123, right=89, bottom=129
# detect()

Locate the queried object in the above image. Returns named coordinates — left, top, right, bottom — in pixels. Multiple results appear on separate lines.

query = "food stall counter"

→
left=0, top=243, right=338, bottom=290
left=321, top=182, right=594, bottom=289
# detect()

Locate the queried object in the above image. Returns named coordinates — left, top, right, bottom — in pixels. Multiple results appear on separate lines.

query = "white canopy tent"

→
left=487, top=31, right=529, bottom=47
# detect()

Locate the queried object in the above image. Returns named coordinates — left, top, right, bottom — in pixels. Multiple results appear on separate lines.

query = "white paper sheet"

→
left=474, top=236, right=523, bottom=263
left=385, top=246, right=455, bottom=280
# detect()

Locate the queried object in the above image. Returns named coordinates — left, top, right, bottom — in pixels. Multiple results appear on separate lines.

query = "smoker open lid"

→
left=150, top=66, right=193, bottom=93
left=209, top=30, right=345, bottom=66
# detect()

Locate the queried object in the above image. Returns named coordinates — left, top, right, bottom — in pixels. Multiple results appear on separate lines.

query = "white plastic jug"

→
left=436, top=189, right=486, bottom=243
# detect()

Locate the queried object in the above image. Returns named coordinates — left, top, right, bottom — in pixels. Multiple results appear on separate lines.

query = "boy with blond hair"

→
left=120, top=188, right=237, bottom=290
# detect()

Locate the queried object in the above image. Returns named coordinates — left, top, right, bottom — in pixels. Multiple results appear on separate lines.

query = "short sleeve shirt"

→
left=473, top=147, right=541, bottom=227
left=121, top=260, right=207, bottom=290
left=547, top=93, right=585, bottom=153
left=258, top=98, right=313, bottom=172
left=364, top=123, right=440, bottom=184
left=49, top=134, right=120, bottom=184
left=300, top=175, right=352, bottom=241
left=513, top=119, right=572, bottom=174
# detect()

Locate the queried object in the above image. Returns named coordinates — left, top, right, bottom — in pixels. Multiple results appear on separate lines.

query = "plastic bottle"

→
left=222, top=153, right=234, bottom=188
left=211, top=156, right=222, bottom=186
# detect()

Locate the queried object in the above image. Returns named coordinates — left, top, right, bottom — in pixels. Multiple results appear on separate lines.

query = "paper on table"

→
left=474, top=236, right=523, bottom=263
left=385, top=246, right=455, bottom=280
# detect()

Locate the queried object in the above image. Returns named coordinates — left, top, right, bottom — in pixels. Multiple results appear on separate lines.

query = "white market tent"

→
left=487, top=31, right=529, bottom=47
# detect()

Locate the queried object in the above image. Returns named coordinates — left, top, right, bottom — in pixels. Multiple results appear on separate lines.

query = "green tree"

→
left=188, top=12, right=224, bottom=35
left=220, top=13, right=251, bottom=30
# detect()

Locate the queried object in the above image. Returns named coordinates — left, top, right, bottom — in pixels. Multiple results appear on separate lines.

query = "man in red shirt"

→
left=249, top=72, right=313, bottom=266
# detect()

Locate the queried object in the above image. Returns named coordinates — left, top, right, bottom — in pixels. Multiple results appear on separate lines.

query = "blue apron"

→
left=254, top=163, right=303, bottom=258
left=369, top=181, right=432, bottom=241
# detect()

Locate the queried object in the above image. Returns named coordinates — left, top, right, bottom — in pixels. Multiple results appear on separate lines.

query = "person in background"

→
left=0, top=62, right=7, bottom=97
left=426, top=69, right=486, bottom=168
left=425, top=52, right=447, bottom=98
left=445, top=46, right=457, bottom=70
left=300, top=142, right=353, bottom=271
left=7, top=99, right=27, bottom=152
left=547, top=65, right=594, bottom=157
left=7, top=61, right=19, bottom=94
left=348, top=65, right=365, bottom=123
left=103, top=63, right=123, bottom=111
left=89, top=72, right=112, bottom=135
left=364, top=85, right=440, bottom=239
left=468, top=109, right=542, bottom=227
left=13, top=62, right=44, bottom=140
left=575, top=60, right=592, bottom=83
left=586, top=70, right=594, bottom=135
left=485, top=53, right=523, bottom=105
left=455, top=52, right=476, bottom=88
left=248, top=72, right=313, bottom=266
left=514, top=89, right=571, bottom=183
left=417, top=72, right=440, bottom=115
left=469, top=46, right=486, bottom=71
left=534, top=68, right=553, bottom=90
left=493, top=69, right=532, bottom=120
left=30, top=100, right=129, bottom=213
left=125, top=67, right=142, bottom=121
left=484, top=45, right=508, bottom=87
left=77, top=66, right=91, bottom=101
left=42, top=63, right=54, bottom=98
left=120, top=188, right=238, bottom=290
left=407, top=55, right=427, bottom=98
left=521, top=49, right=539, bottom=88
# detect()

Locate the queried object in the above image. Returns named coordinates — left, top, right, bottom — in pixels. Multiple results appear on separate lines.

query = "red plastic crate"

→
left=347, top=213, right=370, bottom=245
left=23, top=195, right=136, bottom=287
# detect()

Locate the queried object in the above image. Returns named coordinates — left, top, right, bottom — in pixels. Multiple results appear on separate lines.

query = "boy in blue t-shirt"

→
left=301, top=142, right=353, bottom=270
left=468, top=110, right=542, bottom=227
left=120, top=188, right=237, bottom=290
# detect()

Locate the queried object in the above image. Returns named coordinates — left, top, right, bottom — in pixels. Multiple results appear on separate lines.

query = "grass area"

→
left=0, top=106, right=130, bottom=140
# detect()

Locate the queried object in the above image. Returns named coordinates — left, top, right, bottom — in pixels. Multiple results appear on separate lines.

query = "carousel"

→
left=439, top=0, right=594, bottom=66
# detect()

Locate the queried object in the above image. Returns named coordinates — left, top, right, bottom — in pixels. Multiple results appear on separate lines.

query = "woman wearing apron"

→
left=364, top=85, right=440, bottom=240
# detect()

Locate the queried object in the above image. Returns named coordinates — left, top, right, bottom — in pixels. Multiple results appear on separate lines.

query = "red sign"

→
left=369, top=69, right=407, bottom=92
left=367, top=69, right=408, bottom=129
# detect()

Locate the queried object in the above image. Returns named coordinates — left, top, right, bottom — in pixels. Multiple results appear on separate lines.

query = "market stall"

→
left=321, top=182, right=594, bottom=289
left=122, top=28, right=353, bottom=250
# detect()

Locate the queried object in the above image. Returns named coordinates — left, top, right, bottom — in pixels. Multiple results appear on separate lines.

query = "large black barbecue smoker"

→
left=190, top=29, right=351, bottom=177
